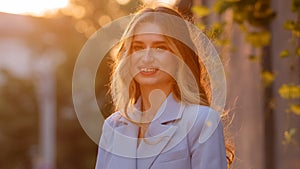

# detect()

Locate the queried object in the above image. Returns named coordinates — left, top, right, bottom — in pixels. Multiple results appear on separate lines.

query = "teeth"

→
left=140, top=68, right=156, bottom=72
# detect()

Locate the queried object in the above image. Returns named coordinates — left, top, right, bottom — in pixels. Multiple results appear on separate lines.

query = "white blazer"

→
left=95, top=94, right=228, bottom=169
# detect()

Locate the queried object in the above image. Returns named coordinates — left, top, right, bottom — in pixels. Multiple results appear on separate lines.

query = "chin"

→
left=135, top=79, right=159, bottom=86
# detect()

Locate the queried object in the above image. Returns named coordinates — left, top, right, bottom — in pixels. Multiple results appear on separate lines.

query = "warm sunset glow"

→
left=0, top=0, right=69, bottom=16
left=142, top=0, right=178, bottom=6
left=115, top=0, right=131, bottom=5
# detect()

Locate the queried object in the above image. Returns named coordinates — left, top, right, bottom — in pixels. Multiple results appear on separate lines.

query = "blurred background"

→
left=0, top=0, right=299, bottom=169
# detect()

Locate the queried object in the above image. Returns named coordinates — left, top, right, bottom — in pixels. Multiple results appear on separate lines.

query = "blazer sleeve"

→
left=95, top=146, right=108, bottom=169
left=188, top=107, right=228, bottom=169
left=95, top=121, right=111, bottom=169
left=95, top=113, right=118, bottom=169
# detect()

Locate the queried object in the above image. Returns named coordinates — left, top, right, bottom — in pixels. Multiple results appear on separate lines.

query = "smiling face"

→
left=129, top=22, right=178, bottom=92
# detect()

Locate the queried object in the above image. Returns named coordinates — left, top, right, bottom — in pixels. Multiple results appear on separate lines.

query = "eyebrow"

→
left=153, top=41, right=168, bottom=45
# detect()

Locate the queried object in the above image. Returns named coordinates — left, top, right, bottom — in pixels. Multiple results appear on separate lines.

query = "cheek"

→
left=130, top=53, right=137, bottom=64
left=129, top=51, right=142, bottom=65
left=129, top=55, right=139, bottom=75
left=159, top=55, right=178, bottom=76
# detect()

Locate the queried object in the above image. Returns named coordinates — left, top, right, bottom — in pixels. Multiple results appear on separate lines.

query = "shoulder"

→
left=184, top=104, right=221, bottom=125
left=184, top=105, right=228, bottom=168
left=104, top=111, right=127, bottom=128
left=184, top=104, right=223, bottom=143
left=100, top=111, right=127, bottom=143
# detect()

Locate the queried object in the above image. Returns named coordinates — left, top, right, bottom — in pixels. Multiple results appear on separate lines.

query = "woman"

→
left=96, top=5, right=234, bottom=169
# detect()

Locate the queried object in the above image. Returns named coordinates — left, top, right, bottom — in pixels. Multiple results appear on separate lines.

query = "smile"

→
left=139, top=67, right=159, bottom=75
left=140, top=67, right=157, bottom=72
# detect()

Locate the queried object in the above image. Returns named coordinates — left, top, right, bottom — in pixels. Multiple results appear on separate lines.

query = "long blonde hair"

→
left=109, top=6, right=234, bottom=167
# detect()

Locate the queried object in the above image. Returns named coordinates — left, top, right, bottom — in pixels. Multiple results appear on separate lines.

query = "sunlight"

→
left=158, top=0, right=177, bottom=6
left=0, top=0, right=69, bottom=17
left=115, top=0, right=131, bottom=5
left=142, top=0, right=178, bottom=7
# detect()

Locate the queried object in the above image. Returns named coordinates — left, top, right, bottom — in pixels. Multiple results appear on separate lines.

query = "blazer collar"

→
left=119, top=93, right=185, bottom=125
left=155, top=93, right=185, bottom=124
left=103, top=93, right=187, bottom=169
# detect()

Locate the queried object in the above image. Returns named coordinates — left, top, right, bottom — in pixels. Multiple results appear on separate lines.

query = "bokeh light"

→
left=115, top=0, right=131, bottom=5
left=98, top=15, right=112, bottom=27
left=0, top=0, right=69, bottom=16
left=142, top=0, right=178, bottom=6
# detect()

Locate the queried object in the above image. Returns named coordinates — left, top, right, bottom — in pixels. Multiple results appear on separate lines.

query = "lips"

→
left=139, top=67, right=159, bottom=75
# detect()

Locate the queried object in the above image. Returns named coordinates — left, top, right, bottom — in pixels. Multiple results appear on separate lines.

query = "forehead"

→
left=133, top=22, right=166, bottom=42
left=134, top=22, right=164, bottom=36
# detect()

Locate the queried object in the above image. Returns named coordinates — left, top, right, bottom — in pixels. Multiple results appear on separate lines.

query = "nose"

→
left=141, top=47, right=154, bottom=63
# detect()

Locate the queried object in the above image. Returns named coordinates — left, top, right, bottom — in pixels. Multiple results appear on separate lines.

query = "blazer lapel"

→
left=112, top=120, right=139, bottom=157
left=136, top=94, right=186, bottom=169
left=137, top=123, right=178, bottom=156
left=100, top=116, right=139, bottom=169
left=100, top=94, right=190, bottom=169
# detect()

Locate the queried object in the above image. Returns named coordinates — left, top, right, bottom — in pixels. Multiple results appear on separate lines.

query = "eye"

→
left=154, top=45, right=169, bottom=51
left=131, top=44, right=144, bottom=51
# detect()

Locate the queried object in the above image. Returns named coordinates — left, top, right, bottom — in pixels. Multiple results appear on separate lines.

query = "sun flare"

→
left=0, top=0, right=69, bottom=16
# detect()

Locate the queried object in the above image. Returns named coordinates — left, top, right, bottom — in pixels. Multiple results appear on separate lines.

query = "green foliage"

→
left=215, top=0, right=276, bottom=27
left=290, top=104, right=300, bottom=115
left=248, top=54, right=259, bottom=61
left=279, top=49, right=290, bottom=58
left=278, top=84, right=300, bottom=99
left=284, top=20, right=300, bottom=37
left=214, top=0, right=233, bottom=14
left=283, top=128, right=297, bottom=145
left=195, top=22, right=206, bottom=31
left=261, top=71, right=275, bottom=87
left=291, top=0, right=300, bottom=12
left=245, top=31, right=271, bottom=47
left=278, top=1, right=300, bottom=145
left=192, top=5, right=211, bottom=18
left=192, top=5, right=230, bottom=48
left=279, top=48, right=300, bottom=60
left=205, top=0, right=300, bottom=149
left=213, top=0, right=276, bottom=49
left=206, top=22, right=230, bottom=46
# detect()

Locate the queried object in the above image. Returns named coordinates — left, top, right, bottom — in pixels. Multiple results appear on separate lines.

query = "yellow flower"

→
left=261, top=71, right=274, bottom=87
left=290, top=104, right=300, bottom=115
left=278, top=84, right=300, bottom=99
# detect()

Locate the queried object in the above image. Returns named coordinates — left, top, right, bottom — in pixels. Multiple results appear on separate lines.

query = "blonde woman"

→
left=96, top=5, right=233, bottom=169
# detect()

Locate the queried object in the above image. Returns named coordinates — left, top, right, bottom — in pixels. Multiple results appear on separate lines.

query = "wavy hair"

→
left=109, top=6, right=234, bottom=167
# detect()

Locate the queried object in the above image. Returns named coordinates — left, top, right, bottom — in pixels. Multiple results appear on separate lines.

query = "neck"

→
left=140, top=85, right=171, bottom=108
left=139, top=85, right=171, bottom=122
